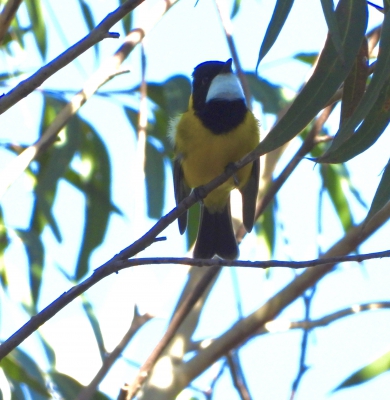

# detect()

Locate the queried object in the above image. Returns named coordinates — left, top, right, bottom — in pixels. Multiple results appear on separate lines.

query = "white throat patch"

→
left=206, top=73, right=245, bottom=103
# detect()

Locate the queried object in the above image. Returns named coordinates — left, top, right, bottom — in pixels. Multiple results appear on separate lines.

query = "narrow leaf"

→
left=2, top=349, right=49, bottom=397
left=340, top=37, right=368, bottom=124
left=230, top=0, right=242, bottom=19
left=320, top=0, right=345, bottom=63
left=320, top=164, right=352, bottom=231
left=293, top=52, right=319, bottom=66
left=256, top=0, right=294, bottom=69
left=322, top=8, right=390, bottom=156
left=120, top=0, right=133, bottom=33
left=334, top=350, right=390, bottom=391
left=50, top=372, right=110, bottom=400
left=186, top=202, right=200, bottom=253
left=318, top=75, right=390, bottom=163
left=145, top=140, right=165, bottom=219
left=75, top=121, right=113, bottom=279
left=81, top=294, right=106, bottom=361
left=246, top=73, right=288, bottom=114
left=0, top=206, right=9, bottom=288
left=259, top=0, right=367, bottom=155
left=24, top=0, right=47, bottom=59
left=365, top=159, right=390, bottom=223
left=78, top=0, right=98, bottom=59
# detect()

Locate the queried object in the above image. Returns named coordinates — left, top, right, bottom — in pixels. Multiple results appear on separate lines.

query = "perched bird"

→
left=171, top=58, right=260, bottom=259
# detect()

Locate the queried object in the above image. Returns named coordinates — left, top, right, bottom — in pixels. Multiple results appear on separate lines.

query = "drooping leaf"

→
left=2, top=349, right=49, bottom=397
left=14, top=229, right=44, bottom=310
left=293, top=52, right=319, bottom=66
left=334, top=350, right=390, bottom=391
left=256, top=198, right=276, bottom=257
left=81, top=293, right=106, bottom=361
left=321, top=8, right=390, bottom=156
left=145, top=139, right=165, bottom=219
left=364, top=159, right=390, bottom=223
left=340, top=37, right=368, bottom=125
left=320, top=164, right=353, bottom=231
left=50, top=372, right=110, bottom=400
left=256, top=0, right=295, bottom=68
left=246, top=73, right=288, bottom=114
left=230, top=0, right=242, bottom=19
left=24, top=0, right=47, bottom=59
left=320, top=0, right=345, bottom=63
left=0, top=206, right=9, bottom=288
left=123, top=106, right=139, bottom=133
left=259, top=0, right=367, bottom=156
left=74, top=120, right=113, bottom=279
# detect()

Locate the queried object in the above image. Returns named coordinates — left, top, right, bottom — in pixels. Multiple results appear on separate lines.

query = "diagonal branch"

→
left=0, top=0, right=178, bottom=200
left=0, top=0, right=145, bottom=115
left=0, top=0, right=23, bottom=44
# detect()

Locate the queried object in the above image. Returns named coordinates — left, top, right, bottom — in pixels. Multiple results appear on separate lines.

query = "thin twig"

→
left=0, top=0, right=144, bottom=115
left=75, top=307, right=153, bottom=400
left=214, top=0, right=251, bottom=106
left=0, top=0, right=23, bottom=44
left=226, top=351, right=252, bottom=400
left=290, top=287, right=316, bottom=400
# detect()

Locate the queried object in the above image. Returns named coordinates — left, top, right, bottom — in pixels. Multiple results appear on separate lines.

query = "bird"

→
left=171, top=58, right=260, bottom=259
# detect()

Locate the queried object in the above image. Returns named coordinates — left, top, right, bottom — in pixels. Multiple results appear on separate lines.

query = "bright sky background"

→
left=1, top=0, right=390, bottom=399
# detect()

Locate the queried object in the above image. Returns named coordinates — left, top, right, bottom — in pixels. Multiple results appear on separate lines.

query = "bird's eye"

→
left=202, top=77, right=209, bottom=85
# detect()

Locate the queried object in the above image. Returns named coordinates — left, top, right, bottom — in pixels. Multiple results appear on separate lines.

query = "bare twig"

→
left=0, top=0, right=145, bottom=115
left=290, top=287, right=316, bottom=400
left=226, top=351, right=252, bottom=400
left=0, top=0, right=23, bottom=44
left=122, top=267, right=221, bottom=400
left=214, top=0, right=251, bottom=106
left=75, top=307, right=153, bottom=400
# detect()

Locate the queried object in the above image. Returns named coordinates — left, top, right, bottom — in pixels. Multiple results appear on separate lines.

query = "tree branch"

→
left=0, top=0, right=145, bottom=115
left=0, top=0, right=178, bottom=199
left=75, top=307, right=153, bottom=400
left=0, top=0, right=23, bottom=44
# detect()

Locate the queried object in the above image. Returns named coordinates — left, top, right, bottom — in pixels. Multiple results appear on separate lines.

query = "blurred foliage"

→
left=0, top=0, right=389, bottom=399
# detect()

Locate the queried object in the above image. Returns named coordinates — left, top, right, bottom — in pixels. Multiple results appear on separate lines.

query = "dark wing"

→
left=240, top=157, right=260, bottom=232
left=174, top=157, right=191, bottom=234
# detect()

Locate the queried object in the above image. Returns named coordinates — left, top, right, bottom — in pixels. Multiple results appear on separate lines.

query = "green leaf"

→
left=14, top=229, right=44, bottom=309
left=123, top=106, right=139, bottom=133
left=334, top=350, right=390, bottom=391
left=259, top=0, right=367, bottom=156
left=2, top=349, right=49, bottom=397
left=320, top=0, right=345, bottom=63
left=316, top=74, right=390, bottom=163
left=256, top=0, right=295, bottom=68
left=320, top=164, right=353, bottom=231
left=365, top=159, right=390, bottom=223
left=145, top=139, right=165, bottom=219
left=293, top=52, right=319, bottom=66
left=78, top=0, right=98, bottom=59
left=24, top=0, right=47, bottom=59
left=340, top=37, right=368, bottom=125
left=230, top=0, right=242, bottom=19
left=50, top=372, right=110, bottom=400
left=0, top=206, right=9, bottom=288
left=246, top=73, right=288, bottom=114
left=322, top=8, right=390, bottom=156
left=75, top=121, right=113, bottom=280
left=81, top=294, right=106, bottom=361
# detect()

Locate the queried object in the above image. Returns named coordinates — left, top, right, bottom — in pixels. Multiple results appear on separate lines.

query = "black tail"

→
left=193, top=200, right=238, bottom=260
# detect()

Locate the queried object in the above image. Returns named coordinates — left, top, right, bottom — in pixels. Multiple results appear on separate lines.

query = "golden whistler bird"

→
left=171, top=58, right=260, bottom=259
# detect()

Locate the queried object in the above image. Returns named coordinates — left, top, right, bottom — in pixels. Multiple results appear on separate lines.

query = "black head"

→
left=191, top=59, right=233, bottom=113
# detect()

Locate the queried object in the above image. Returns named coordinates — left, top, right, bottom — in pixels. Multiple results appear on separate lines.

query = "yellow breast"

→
left=174, top=110, right=260, bottom=211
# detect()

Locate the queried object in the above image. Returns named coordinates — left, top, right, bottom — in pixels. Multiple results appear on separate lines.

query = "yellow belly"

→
left=175, top=110, right=260, bottom=212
